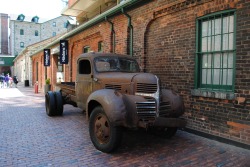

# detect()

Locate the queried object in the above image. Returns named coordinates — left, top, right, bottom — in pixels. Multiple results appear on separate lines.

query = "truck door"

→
left=76, top=58, right=92, bottom=110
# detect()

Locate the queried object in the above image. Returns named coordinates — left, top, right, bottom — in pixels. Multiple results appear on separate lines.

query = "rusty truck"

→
left=45, top=52, right=186, bottom=153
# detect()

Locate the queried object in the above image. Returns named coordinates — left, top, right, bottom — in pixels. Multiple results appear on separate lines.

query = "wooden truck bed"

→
left=56, top=82, right=77, bottom=104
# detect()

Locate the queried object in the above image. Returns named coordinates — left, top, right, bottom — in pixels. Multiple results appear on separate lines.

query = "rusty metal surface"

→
left=58, top=52, right=185, bottom=129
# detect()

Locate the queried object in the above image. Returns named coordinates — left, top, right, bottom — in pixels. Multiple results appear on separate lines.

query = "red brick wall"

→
left=130, top=0, right=250, bottom=145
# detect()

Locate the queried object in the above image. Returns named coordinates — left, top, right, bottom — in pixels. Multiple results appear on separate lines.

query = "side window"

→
left=52, top=32, right=56, bottom=36
left=20, top=29, right=24, bottom=35
left=83, top=46, right=90, bottom=53
left=79, top=60, right=91, bottom=74
left=195, top=10, right=235, bottom=91
left=53, top=22, right=56, bottom=27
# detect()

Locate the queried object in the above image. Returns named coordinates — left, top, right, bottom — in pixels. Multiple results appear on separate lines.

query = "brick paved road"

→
left=0, top=85, right=249, bottom=167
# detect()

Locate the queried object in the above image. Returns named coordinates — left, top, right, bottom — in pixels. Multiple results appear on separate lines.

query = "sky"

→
left=0, top=0, right=68, bottom=20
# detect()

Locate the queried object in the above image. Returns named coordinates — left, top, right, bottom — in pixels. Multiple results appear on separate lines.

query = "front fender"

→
left=87, top=89, right=126, bottom=125
left=87, top=89, right=146, bottom=128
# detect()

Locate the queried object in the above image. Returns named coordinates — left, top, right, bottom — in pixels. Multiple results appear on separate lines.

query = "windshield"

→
left=95, top=56, right=140, bottom=73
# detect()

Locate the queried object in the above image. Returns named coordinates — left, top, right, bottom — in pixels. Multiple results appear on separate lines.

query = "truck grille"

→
left=105, top=84, right=121, bottom=91
left=159, top=101, right=172, bottom=117
left=136, top=83, right=157, bottom=94
left=136, top=101, right=156, bottom=120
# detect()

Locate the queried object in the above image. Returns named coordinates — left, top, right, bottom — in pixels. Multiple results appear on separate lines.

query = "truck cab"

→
left=45, top=52, right=186, bottom=153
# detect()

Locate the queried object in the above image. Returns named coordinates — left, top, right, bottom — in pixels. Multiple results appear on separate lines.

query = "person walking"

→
left=13, top=76, right=19, bottom=88
left=4, top=74, right=10, bottom=88
left=0, top=74, right=4, bottom=88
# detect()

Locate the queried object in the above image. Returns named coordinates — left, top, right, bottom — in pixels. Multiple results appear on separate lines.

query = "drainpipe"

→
left=105, top=16, right=115, bottom=53
left=121, top=8, right=133, bottom=56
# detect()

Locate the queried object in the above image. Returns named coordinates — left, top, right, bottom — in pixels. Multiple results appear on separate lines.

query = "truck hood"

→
left=95, top=72, right=157, bottom=84
left=94, top=72, right=158, bottom=94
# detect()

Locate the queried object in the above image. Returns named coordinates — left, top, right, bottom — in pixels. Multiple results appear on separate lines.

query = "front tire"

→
left=89, top=106, right=122, bottom=153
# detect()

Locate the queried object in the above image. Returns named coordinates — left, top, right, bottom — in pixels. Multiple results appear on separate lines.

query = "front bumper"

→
left=138, top=117, right=186, bottom=128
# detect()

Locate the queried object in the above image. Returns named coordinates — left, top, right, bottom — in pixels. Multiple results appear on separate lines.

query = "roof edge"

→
left=29, top=0, right=146, bottom=58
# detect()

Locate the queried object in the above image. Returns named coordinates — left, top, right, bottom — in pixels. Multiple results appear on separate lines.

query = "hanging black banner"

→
left=60, top=40, right=68, bottom=64
left=44, top=49, right=50, bottom=66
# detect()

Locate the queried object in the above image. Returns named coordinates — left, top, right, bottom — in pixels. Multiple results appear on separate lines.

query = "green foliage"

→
left=45, top=78, right=50, bottom=85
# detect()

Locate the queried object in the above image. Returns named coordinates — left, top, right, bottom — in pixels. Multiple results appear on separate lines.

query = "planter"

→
left=44, top=84, right=51, bottom=93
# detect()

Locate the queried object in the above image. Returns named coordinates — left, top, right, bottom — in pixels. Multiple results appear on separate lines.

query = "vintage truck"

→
left=45, top=52, right=186, bottom=153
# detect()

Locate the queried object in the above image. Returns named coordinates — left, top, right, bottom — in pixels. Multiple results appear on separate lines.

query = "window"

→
left=83, top=46, right=90, bottom=53
left=20, top=42, right=24, bottom=48
left=195, top=10, right=235, bottom=91
left=20, top=29, right=24, bottom=35
left=95, top=57, right=139, bottom=72
left=35, top=30, right=39, bottom=36
left=52, top=32, right=56, bottom=36
left=58, top=56, right=63, bottom=72
left=98, top=41, right=103, bottom=52
left=79, top=60, right=91, bottom=74
left=53, top=22, right=56, bottom=27
left=64, top=22, right=68, bottom=28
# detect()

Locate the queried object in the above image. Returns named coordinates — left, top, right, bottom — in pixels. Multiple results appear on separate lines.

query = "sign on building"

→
left=60, top=40, right=68, bottom=64
left=44, top=49, right=50, bottom=66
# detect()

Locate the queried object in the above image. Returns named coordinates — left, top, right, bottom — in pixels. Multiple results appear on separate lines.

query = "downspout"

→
left=105, top=16, right=115, bottom=53
left=70, top=43, right=75, bottom=82
left=121, top=8, right=133, bottom=56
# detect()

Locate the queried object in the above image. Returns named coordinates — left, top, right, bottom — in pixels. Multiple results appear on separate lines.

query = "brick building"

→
left=30, top=0, right=250, bottom=147
left=0, top=13, right=9, bottom=54
left=0, top=13, right=13, bottom=75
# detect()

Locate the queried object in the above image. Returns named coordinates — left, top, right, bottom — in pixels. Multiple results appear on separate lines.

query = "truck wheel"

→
left=45, top=91, right=56, bottom=116
left=89, top=106, right=122, bottom=153
left=54, top=91, right=63, bottom=116
left=150, top=127, right=177, bottom=139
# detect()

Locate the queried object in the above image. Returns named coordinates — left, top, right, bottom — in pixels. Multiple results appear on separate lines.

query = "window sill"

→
left=191, top=89, right=235, bottom=100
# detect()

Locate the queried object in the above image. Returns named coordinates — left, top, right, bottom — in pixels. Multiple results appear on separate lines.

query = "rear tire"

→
left=89, top=106, right=122, bottom=153
left=45, top=91, right=56, bottom=116
left=54, top=91, right=63, bottom=116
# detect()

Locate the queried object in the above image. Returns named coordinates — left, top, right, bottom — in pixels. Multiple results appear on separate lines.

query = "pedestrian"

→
left=9, top=76, right=13, bottom=88
left=0, top=74, right=4, bottom=88
left=13, top=76, right=19, bottom=88
left=4, top=74, right=10, bottom=88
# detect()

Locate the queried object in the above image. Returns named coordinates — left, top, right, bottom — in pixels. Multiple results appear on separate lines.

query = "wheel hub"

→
left=94, top=114, right=110, bottom=144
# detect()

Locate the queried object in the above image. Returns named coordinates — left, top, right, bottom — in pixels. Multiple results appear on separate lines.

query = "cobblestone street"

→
left=0, top=84, right=249, bottom=167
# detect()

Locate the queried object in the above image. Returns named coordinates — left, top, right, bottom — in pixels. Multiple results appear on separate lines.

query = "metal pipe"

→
left=105, top=17, right=116, bottom=53
left=121, top=8, right=133, bottom=56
